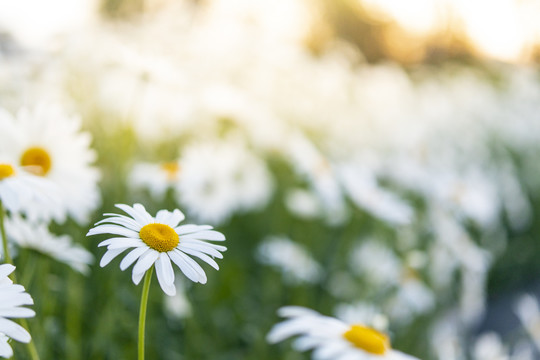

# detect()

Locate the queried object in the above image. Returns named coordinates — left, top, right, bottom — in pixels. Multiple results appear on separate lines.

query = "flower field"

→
left=1, top=1, right=540, bottom=359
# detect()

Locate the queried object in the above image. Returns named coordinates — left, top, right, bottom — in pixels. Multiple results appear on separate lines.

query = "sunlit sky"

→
left=0, top=0, right=539, bottom=62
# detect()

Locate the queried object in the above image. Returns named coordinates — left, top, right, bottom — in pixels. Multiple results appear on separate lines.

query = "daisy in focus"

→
left=267, top=306, right=419, bottom=360
left=0, top=264, right=35, bottom=359
left=87, top=203, right=226, bottom=296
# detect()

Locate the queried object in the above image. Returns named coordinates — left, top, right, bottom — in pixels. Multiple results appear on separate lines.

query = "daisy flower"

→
left=87, top=203, right=226, bottom=296
left=0, top=264, right=35, bottom=359
left=0, top=158, right=60, bottom=216
left=128, top=160, right=181, bottom=200
left=5, top=215, right=94, bottom=274
left=0, top=104, right=101, bottom=224
left=267, top=306, right=419, bottom=360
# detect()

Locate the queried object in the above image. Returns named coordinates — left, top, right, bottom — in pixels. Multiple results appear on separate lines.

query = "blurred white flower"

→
left=176, top=141, right=273, bottom=225
left=5, top=214, right=94, bottom=274
left=472, top=332, right=509, bottom=360
left=349, top=240, right=402, bottom=287
left=0, top=264, right=35, bottom=359
left=0, top=159, right=59, bottom=216
left=514, top=294, right=540, bottom=352
left=128, top=161, right=181, bottom=199
left=256, top=235, right=322, bottom=285
left=0, top=104, right=101, bottom=224
left=267, top=306, right=419, bottom=360
left=337, top=162, right=413, bottom=226
left=163, top=277, right=192, bottom=320
left=87, top=203, right=226, bottom=296
left=334, top=302, right=389, bottom=332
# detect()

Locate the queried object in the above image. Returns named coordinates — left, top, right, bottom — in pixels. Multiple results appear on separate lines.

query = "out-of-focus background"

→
left=2, top=0, right=540, bottom=359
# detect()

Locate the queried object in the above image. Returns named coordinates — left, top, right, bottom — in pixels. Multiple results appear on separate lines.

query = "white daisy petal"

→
left=181, top=230, right=226, bottom=241
left=96, top=216, right=142, bottom=231
left=105, top=238, right=144, bottom=250
left=180, top=242, right=224, bottom=259
left=100, top=248, right=127, bottom=267
left=133, top=203, right=155, bottom=224
left=178, top=248, right=220, bottom=270
left=133, top=250, right=159, bottom=276
left=0, top=318, right=31, bottom=343
left=120, top=246, right=149, bottom=271
left=0, top=267, right=34, bottom=350
left=87, top=224, right=139, bottom=238
left=155, top=254, right=176, bottom=296
left=115, top=204, right=153, bottom=225
left=167, top=209, right=185, bottom=228
left=181, top=239, right=227, bottom=252
left=168, top=250, right=203, bottom=283
left=0, top=264, right=15, bottom=279
left=155, top=209, right=172, bottom=224
left=174, top=224, right=213, bottom=235
left=132, top=268, right=146, bottom=285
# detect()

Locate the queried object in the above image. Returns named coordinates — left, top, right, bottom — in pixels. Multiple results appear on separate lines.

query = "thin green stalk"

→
left=0, top=200, right=12, bottom=265
left=138, top=267, right=153, bottom=360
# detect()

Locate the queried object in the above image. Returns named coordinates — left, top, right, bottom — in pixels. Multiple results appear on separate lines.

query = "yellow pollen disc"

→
left=161, top=162, right=180, bottom=181
left=20, top=147, right=52, bottom=176
left=0, top=164, right=16, bottom=180
left=139, top=223, right=179, bottom=252
left=343, top=325, right=390, bottom=355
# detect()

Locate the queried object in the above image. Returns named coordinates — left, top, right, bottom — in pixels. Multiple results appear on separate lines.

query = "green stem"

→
left=138, top=267, right=153, bottom=360
left=19, top=318, right=40, bottom=360
left=0, top=200, right=12, bottom=265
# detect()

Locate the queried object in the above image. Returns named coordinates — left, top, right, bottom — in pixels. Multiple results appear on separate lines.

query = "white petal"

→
left=168, top=250, right=203, bottom=283
left=178, top=248, right=219, bottom=270
left=132, top=250, right=159, bottom=276
left=115, top=204, right=152, bottom=225
left=0, top=318, right=31, bottom=343
left=0, top=264, right=15, bottom=278
left=96, top=216, right=142, bottom=231
left=87, top=225, right=139, bottom=238
left=181, top=230, right=225, bottom=241
left=106, top=238, right=144, bottom=250
left=167, top=209, right=185, bottom=228
left=100, top=248, right=127, bottom=267
left=174, top=224, right=213, bottom=235
left=155, top=254, right=176, bottom=296
left=120, top=246, right=148, bottom=271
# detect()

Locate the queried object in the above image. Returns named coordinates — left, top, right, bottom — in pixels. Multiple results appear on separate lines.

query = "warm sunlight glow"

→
left=360, top=0, right=540, bottom=62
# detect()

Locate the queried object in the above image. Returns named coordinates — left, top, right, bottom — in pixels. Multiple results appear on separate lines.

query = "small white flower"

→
left=267, top=306, right=419, bottom=360
left=175, top=141, right=273, bottom=225
left=514, top=294, right=540, bottom=352
left=0, top=264, right=35, bottom=359
left=87, top=203, right=226, bottom=296
left=5, top=214, right=94, bottom=274
left=256, top=236, right=322, bottom=285
left=472, top=332, right=509, bottom=360
left=128, top=161, right=181, bottom=199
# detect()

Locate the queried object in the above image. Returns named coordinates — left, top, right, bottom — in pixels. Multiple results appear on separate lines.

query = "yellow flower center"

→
left=161, top=162, right=180, bottom=181
left=0, top=164, right=16, bottom=180
left=343, top=325, right=390, bottom=355
left=20, top=147, right=52, bottom=176
left=139, top=223, right=179, bottom=252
